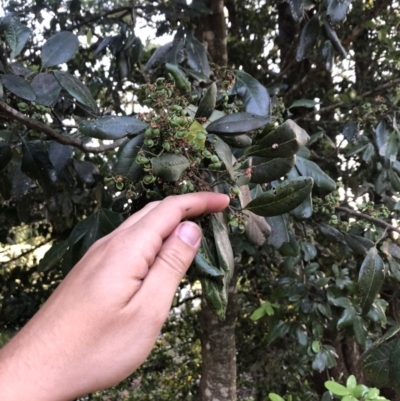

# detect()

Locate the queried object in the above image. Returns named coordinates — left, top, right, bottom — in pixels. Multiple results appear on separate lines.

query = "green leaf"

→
left=246, top=120, right=309, bottom=158
left=266, top=214, right=289, bottom=248
left=38, top=240, right=69, bottom=272
left=164, top=30, right=184, bottom=66
left=195, top=82, right=217, bottom=119
left=201, top=277, right=227, bottom=320
left=234, top=70, right=270, bottom=116
left=212, top=214, right=234, bottom=284
left=323, top=18, right=347, bottom=58
left=343, top=232, right=374, bottom=256
left=6, top=22, right=31, bottom=59
left=321, top=40, right=334, bottom=72
left=312, top=340, right=320, bottom=353
left=296, top=14, right=320, bottom=62
left=0, top=143, right=13, bottom=171
left=295, top=156, right=336, bottom=191
left=268, top=393, right=285, bottom=401
left=181, top=67, right=212, bottom=84
left=194, top=252, right=224, bottom=278
left=219, top=134, right=252, bottom=148
left=388, top=168, right=400, bottom=192
left=48, top=141, right=72, bottom=173
left=41, top=31, right=79, bottom=68
left=337, top=306, right=356, bottom=328
left=151, top=154, right=189, bottom=182
left=145, top=42, right=172, bottom=71
left=385, top=131, right=398, bottom=161
left=185, top=31, right=211, bottom=77
left=289, top=0, right=304, bottom=21
left=250, top=305, right=266, bottom=321
left=53, top=71, right=98, bottom=112
left=346, top=375, right=357, bottom=390
left=206, top=112, right=272, bottom=136
left=114, top=134, right=145, bottom=182
left=353, top=316, right=367, bottom=346
left=214, top=137, right=235, bottom=180
left=245, top=177, right=313, bottom=217
left=312, top=351, right=327, bottom=371
left=352, top=384, right=368, bottom=398
left=342, top=396, right=358, bottom=401
left=31, top=73, right=61, bottom=106
left=1, top=74, right=36, bottom=101
left=21, top=139, right=57, bottom=197
left=68, top=214, right=96, bottom=245
left=324, top=381, right=350, bottom=396
left=343, top=122, right=359, bottom=143
left=289, top=99, right=317, bottom=109
left=165, top=63, right=191, bottom=94
left=267, top=320, right=289, bottom=343
left=279, top=231, right=300, bottom=256
left=358, top=247, right=385, bottom=316
left=250, top=156, right=295, bottom=184
left=79, top=116, right=148, bottom=140
left=327, top=0, right=353, bottom=24
left=291, top=192, right=313, bottom=219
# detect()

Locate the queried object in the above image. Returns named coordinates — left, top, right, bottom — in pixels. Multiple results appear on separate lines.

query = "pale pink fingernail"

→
left=178, top=222, right=201, bottom=247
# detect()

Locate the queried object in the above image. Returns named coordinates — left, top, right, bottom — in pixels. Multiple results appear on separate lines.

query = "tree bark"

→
left=195, top=0, right=228, bottom=66
left=199, top=276, right=238, bottom=401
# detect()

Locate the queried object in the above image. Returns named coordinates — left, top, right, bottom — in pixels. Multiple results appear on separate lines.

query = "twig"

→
left=0, top=102, right=126, bottom=153
left=336, top=206, right=400, bottom=235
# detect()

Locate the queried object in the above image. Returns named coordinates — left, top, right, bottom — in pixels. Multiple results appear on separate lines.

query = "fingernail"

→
left=178, top=222, right=201, bottom=247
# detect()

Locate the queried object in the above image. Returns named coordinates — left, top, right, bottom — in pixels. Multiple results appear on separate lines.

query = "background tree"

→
left=1, top=1, right=400, bottom=401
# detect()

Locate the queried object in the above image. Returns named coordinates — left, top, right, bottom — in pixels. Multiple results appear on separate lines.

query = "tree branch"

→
left=0, top=102, right=126, bottom=153
left=336, top=206, right=400, bottom=235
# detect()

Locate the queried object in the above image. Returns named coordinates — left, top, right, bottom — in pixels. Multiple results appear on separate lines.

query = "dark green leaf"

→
left=353, top=315, right=367, bottom=346
left=195, top=82, right=217, bottom=119
left=219, top=134, right=252, bottom=148
left=214, top=137, right=234, bottom=180
left=358, top=247, right=385, bottom=316
left=21, top=139, right=57, bottom=196
left=343, top=232, right=374, bottom=256
left=296, top=156, right=336, bottom=191
left=312, top=351, right=327, bottom=371
left=212, top=214, right=235, bottom=283
left=207, top=112, right=272, bottom=136
left=185, top=31, right=211, bottom=77
left=48, top=141, right=72, bottom=173
left=289, top=0, right=304, bottom=21
left=201, top=277, right=227, bottom=320
left=41, top=31, right=79, bottom=68
left=327, top=0, right=353, bottom=24
left=234, top=70, right=270, bottom=116
left=165, top=63, right=191, bottom=94
left=267, top=214, right=289, bottom=248
left=151, top=154, right=189, bottom=182
left=114, top=134, right=145, bottom=182
left=68, top=214, right=96, bottom=245
left=289, top=99, right=317, bottom=109
left=145, top=42, right=172, bottom=71
left=245, top=177, right=313, bottom=217
left=0, top=143, right=13, bottom=171
left=389, top=340, right=400, bottom=393
left=343, top=122, right=359, bottom=143
left=194, top=252, right=223, bottom=278
left=73, top=159, right=98, bottom=185
left=181, top=67, right=212, bottom=84
left=323, top=18, right=347, bottom=58
left=6, top=22, right=31, bottom=59
left=321, top=40, right=334, bottom=72
left=38, top=240, right=69, bottom=272
left=292, top=192, right=313, bottom=219
left=389, top=168, right=400, bottom=192
left=164, top=30, right=184, bottom=66
left=318, top=223, right=344, bottom=242
left=246, top=120, right=309, bottom=158
left=1, top=74, right=36, bottom=101
left=385, top=131, right=398, bottom=161
left=31, top=73, right=61, bottom=106
left=79, top=116, right=148, bottom=140
left=250, top=156, right=295, bottom=184
left=296, top=14, right=320, bottom=61
left=279, top=231, right=300, bottom=256
left=93, top=36, right=115, bottom=56
left=53, top=70, right=98, bottom=112
left=268, top=320, right=289, bottom=343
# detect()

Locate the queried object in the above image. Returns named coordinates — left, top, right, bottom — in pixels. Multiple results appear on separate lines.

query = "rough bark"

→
left=199, top=275, right=238, bottom=401
left=195, top=0, right=228, bottom=66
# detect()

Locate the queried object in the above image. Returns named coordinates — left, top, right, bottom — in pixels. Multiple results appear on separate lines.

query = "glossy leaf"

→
left=206, top=112, right=272, bottom=136
left=114, top=134, right=145, bottom=182
left=145, top=42, right=172, bottom=71
left=195, top=82, right=217, bottom=119
left=21, top=139, right=57, bottom=196
left=292, top=192, right=313, bottom=219
left=164, top=29, right=184, bottom=66
left=327, top=0, right=352, bottom=24
left=324, top=381, right=350, bottom=396
left=151, top=154, right=189, bottom=182
left=385, top=131, right=398, bottom=161
left=48, top=141, right=72, bottom=173
left=343, top=232, right=374, bottom=256
left=234, top=70, right=270, bottom=116
left=165, top=63, right=191, bottom=94
left=201, top=277, right=227, bottom=321
left=289, top=0, right=304, bottom=21
left=79, top=116, right=148, bottom=140
left=38, top=240, right=69, bottom=272
left=68, top=214, right=96, bottom=245
left=269, top=393, right=285, bottom=401
left=219, top=134, right=252, bottom=148
left=267, top=214, right=289, bottom=248
left=194, top=252, right=224, bottom=278
left=358, top=247, right=385, bottom=316
left=73, top=159, right=98, bottom=185
left=296, top=156, right=336, bottom=191
left=0, top=144, right=13, bottom=171
left=353, top=315, right=367, bottom=346
left=296, top=14, right=320, bottom=61
left=6, top=22, right=31, bottom=59
left=289, top=99, right=317, bottom=109
left=214, top=137, right=234, bottom=180
left=1, top=74, right=36, bottom=101
left=343, top=121, right=359, bottom=143
left=250, top=156, right=296, bottom=184
left=181, top=67, right=212, bottom=84
left=245, top=176, right=313, bottom=217
left=185, top=31, right=211, bottom=77
left=93, top=36, right=115, bottom=56
left=376, top=119, right=391, bottom=154
left=31, top=73, right=61, bottom=106
left=41, top=31, right=79, bottom=68
left=53, top=71, right=98, bottom=112
left=323, top=18, right=347, bottom=58
left=246, top=119, right=309, bottom=158
left=321, top=40, right=334, bottom=72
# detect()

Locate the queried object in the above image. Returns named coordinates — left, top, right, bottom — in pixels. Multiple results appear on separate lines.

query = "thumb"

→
left=135, top=222, right=201, bottom=314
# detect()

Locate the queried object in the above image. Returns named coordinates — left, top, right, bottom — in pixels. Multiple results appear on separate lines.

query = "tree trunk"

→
left=195, top=0, right=228, bottom=66
left=199, top=277, right=238, bottom=401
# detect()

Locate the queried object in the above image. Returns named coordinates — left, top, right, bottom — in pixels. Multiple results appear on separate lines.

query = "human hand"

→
left=0, top=192, right=229, bottom=401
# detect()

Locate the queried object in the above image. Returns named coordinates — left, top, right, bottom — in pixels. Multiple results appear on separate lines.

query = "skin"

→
left=0, top=192, right=230, bottom=401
